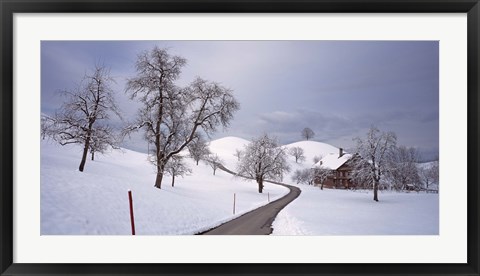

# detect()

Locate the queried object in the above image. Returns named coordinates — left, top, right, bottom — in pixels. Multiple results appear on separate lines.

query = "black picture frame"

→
left=1, top=1, right=479, bottom=275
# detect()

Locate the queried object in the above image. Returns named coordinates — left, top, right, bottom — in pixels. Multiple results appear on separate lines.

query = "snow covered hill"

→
left=41, top=139, right=288, bottom=235
left=284, top=140, right=339, bottom=165
left=282, top=140, right=340, bottom=184
left=208, top=136, right=250, bottom=170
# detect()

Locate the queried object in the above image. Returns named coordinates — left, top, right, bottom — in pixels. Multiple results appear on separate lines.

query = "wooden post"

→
left=128, top=190, right=136, bottom=235
left=233, top=193, right=236, bottom=215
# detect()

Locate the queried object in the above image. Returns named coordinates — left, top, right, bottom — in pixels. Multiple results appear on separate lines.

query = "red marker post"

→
left=128, top=190, right=136, bottom=235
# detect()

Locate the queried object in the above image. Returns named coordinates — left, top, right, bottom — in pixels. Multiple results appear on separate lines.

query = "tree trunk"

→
left=171, top=175, right=175, bottom=187
left=91, top=150, right=95, bottom=161
left=257, top=177, right=264, bottom=193
left=155, top=172, right=164, bottom=189
left=373, top=180, right=379, bottom=202
left=154, top=161, right=165, bottom=189
left=79, top=137, right=91, bottom=172
left=154, top=144, right=165, bottom=188
left=213, top=168, right=216, bottom=175
left=196, top=160, right=199, bottom=165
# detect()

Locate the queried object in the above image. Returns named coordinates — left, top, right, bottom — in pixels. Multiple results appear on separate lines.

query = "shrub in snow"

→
left=292, top=169, right=314, bottom=185
left=312, top=155, right=322, bottom=165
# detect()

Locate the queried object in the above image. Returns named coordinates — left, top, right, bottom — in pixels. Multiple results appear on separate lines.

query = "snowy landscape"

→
left=41, top=41, right=439, bottom=236
left=41, top=136, right=438, bottom=235
left=41, top=137, right=289, bottom=235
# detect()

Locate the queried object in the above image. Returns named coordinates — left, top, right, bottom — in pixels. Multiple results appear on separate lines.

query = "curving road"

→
left=200, top=182, right=301, bottom=235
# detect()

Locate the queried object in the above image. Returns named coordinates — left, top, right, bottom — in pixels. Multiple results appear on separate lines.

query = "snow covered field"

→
left=272, top=185, right=439, bottom=235
left=270, top=140, right=439, bottom=236
left=41, top=136, right=439, bottom=236
left=41, top=138, right=288, bottom=235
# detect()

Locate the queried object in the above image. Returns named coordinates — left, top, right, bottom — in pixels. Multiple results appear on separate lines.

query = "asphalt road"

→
left=200, top=182, right=301, bottom=235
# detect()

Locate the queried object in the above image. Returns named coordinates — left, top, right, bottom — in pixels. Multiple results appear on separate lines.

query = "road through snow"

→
left=200, top=183, right=301, bottom=235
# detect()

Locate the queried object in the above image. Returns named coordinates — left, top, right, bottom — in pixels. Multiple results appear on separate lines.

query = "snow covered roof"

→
left=313, top=153, right=353, bottom=170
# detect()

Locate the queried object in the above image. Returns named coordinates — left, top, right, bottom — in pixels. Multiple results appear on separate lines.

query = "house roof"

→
left=313, top=153, right=353, bottom=170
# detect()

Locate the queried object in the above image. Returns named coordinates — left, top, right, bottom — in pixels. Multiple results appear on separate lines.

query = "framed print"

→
left=1, top=0, right=479, bottom=275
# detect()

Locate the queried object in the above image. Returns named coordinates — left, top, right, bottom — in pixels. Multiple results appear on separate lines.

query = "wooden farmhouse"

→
left=313, top=148, right=356, bottom=189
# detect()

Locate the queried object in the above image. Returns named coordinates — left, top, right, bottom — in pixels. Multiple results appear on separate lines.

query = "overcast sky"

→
left=41, top=40, right=439, bottom=160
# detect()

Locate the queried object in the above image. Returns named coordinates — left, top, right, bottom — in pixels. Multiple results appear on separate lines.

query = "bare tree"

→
left=419, top=160, right=439, bottom=190
left=236, top=134, right=290, bottom=193
left=291, top=170, right=303, bottom=184
left=124, top=47, right=239, bottom=189
left=386, top=146, right=421, bottom=191
left=187, top=134, right=210, bottom=165
left=313, top=168, right=333, bottom=190
left=164, top=155, right=192, bottom=187
left=312, top=155, right=322, bottom=165
left=41, top=114, right=56, bottom=140
left=233, top=149, right=243, bottom=161
left=292, top=168, right=314, bottom=185
left=351, top=126, right=397, bottom=201
left=51, top=65, right=121, bottom=172
left=89, top=125, right=120, bottom=161
left=205, top=154, right=223, bottom=175
left=301, top=127, right=315, bottom=141
left=288, top=146, right=306, bottom=163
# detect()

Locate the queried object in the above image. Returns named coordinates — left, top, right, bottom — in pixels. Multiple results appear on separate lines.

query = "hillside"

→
left=284, top=140, right=340, bottom=165
left=41, top=139, right=288, bottom=235
left=207, top=138, right=343, bottom=185
left=40, top=136, right=439, bottom=236
left=208, top=136, right=250, bottom=170
left=282, top=140, right=341, bottom=184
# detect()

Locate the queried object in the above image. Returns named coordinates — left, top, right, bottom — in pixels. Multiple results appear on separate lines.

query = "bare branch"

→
left=124, top=47, right=239, bottom=189
left=47, top=64, right=122, bottom=171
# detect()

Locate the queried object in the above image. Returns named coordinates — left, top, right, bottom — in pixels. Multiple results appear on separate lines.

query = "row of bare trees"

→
left=290, top=126, right=439, bottom=201
left=237, top=126, right=438, bottom=198
left=42, top=46, right=240, bottom=189
left=350, top=126, right=438, bottom=201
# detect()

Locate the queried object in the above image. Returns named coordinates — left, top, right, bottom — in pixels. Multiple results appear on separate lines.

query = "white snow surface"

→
left=41, top=136, right=438, bottom=236
left=313, top=152, right=353, bottom=170
left=284, top=140, right=339, bottom=165
left=275, top=140, right=438, bottom=236
left=272, top=185, right=439, bottom=235
left=282, top=140, right=340, bottom=182
left=207, top=136, right=250, bottom=170
left=41, top=139, right=288, bottom=235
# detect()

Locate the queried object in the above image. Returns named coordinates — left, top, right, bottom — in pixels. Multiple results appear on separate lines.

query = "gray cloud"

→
left=41, top=40, right=439, bottom=159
